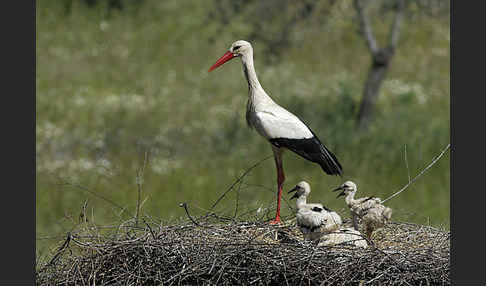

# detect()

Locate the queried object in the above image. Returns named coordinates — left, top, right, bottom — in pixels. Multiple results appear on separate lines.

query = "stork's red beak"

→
left=208, top=51, right=236, bottom=72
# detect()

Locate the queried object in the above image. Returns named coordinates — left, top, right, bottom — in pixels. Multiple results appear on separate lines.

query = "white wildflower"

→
left=383, top=79, right=427, bottom=104
left=73, top=95, right=86, bottom=107
left=97, top=158, right=111, bottom=168
left=78, top=158, right=95, bottom=171
left=100, top=21, right=109, bottom=31
left=104, top=94, right=121, bottom=107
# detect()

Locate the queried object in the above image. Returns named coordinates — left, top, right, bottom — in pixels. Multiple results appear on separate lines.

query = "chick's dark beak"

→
left=288, top=185, right=300, bottom=200
left=332, top=185, right=346, bottom=198
left=288, top=186, right=299, bottom=194
left=336, top=190, right=347, bottom=198
left=290, top=193, right=300, bottom=200
left=331, top=186, right=344, bottom=192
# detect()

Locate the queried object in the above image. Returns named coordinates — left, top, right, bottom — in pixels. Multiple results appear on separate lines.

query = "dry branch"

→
left=179, top=202, right=201, bottom=226
left=209, top=155, right=273, bottom=211
left=382, top=143, right=450, bottom=204
left=54, top=175, right=125, bottom=212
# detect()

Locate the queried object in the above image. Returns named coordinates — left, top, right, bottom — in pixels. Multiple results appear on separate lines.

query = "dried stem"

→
left=404, top=144, right=411, bottom=183
left=179, top=202, right=200, bottom=226
left=209, top=155, right=273, bottom=211
left=41, top=232, right=71, bottom=272
left=382, top=143, right=450, bottom=204
left=135, top=151, right=149, bottom=227
left=55, top=175, right=125, bottom=212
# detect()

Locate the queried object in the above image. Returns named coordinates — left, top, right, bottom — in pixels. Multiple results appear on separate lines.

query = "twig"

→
left=80, top=199, right=89, bottom=224
left=404, top=144, right=411, bottom=183
left=143, top=218, right=157, bottom=240
left=135, top=151, right=149, bottom=227
left=382, top=143, right=450, bottom=204
left=233, top=180, right=242, bottom=219
left=180, top=202, right=200, bottom=226
left=54, top=175, right=126, bottom=212
left=209, top=155, right=273, bottom=211
left=42, top=232, right=72, bottom=271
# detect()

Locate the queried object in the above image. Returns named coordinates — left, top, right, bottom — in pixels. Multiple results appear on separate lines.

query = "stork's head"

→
left=208, top=40, right=253, bottom=72
left=230, top=40, right=252, bottom=56
left=332, top=181, right=357, bottom=198
left=288, top=181, right=311, bottom=200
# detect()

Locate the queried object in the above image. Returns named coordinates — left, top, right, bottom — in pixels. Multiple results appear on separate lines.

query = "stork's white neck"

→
left=295, top=196, right=308, bottom=209
left=241, top=51, right=262, bottom=92
left=241, top=52, right=277, bottom=113
left=345, top=191, right=357, bottom=207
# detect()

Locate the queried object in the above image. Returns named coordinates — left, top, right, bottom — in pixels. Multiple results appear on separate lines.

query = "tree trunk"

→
left=353, top=0, right=405, bottom=131
left=356, top=47, right=394, bottom=131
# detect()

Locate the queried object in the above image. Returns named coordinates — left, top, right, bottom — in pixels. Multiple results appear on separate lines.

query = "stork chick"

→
left=333, top=181, right=392, bottom=239
left=289, top=181, right=342, bottom=242
left=318, top=227, right=368, bottom=248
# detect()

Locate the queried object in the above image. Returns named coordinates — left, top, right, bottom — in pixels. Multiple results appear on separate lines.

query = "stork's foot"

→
left=268, top=217, right=282, bottom=225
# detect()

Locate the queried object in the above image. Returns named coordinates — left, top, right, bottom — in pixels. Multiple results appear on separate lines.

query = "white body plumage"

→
left=317, top=227, right=368, bottom=248
left=289, top=181, right=342, bottom=241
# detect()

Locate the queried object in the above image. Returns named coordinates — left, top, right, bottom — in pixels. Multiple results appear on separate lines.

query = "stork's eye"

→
left=233, top=45, right=241, bottom=51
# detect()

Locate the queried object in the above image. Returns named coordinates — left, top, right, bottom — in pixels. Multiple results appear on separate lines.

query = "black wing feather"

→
left=270, top=135, right=343, bottom=176
left=322, top=205, right=333, bottom=212
left=362, top=196, right=376, bottom=203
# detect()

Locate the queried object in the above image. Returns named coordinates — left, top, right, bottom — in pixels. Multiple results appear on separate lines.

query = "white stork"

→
left=209, top=40, right=343, bottom=224
left=333, top=181, right=392, bottom=239
left=288, top=181, right=342, bottom=241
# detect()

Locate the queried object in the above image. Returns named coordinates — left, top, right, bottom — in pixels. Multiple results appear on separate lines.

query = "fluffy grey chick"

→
left=333, top=181, right=392, bottom=239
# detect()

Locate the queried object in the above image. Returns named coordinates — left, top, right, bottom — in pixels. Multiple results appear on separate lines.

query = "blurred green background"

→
left=36, top=0, right=450, bottom=255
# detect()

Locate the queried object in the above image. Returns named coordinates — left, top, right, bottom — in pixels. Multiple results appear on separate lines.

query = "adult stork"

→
left=208, top=40, right=343, bottom=224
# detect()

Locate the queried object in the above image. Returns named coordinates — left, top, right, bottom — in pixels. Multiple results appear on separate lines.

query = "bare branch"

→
left=179, top=202, right=200, bottom=226
left=233, top=179, right=242, bottom=219
left=354, top=0, right=379, bottom=54
left=382, top=143, right=450, bottom=204
left=41, top=232, right=72, bottom=272
left=209, top=155, right=273, bottom=211
left=143, top=218, right=157, bottom=240
left=388, top=0, right=406, bottom=49
left=54, top=175, right=126, bottom=211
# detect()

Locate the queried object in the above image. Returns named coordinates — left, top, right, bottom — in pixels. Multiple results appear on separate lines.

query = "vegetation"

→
left=36, top=0, right=450, bottom=259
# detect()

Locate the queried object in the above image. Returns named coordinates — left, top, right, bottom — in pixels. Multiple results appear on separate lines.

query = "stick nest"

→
left=36, top=214, right=450, bottom=285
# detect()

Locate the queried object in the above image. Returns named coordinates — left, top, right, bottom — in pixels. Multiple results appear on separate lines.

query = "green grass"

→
left=36, top=0, right=450, bottom=256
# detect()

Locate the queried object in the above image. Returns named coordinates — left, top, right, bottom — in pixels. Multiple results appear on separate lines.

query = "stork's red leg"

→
left=269, top=147, right=284, bottom=224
